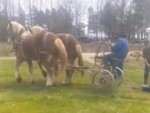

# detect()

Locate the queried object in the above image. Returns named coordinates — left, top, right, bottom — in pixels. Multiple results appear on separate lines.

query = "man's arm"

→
left=111, top=39, right=122, bottom=52
left=144, top=58, right=150, bottom=67
left=143, top=49, right=150, bottom=67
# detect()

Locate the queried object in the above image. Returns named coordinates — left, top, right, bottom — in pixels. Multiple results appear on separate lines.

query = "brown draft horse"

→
left=7, top=22, right=48, bottom=83
left=33, top=31, right=68, bottom=85
left=28, top=26, right=84, bottom=84
left=56, top=33, right=84, bottom=84
left=14, top=31, right=68, bottom=86
left=14, top=31, right=40, bottom=83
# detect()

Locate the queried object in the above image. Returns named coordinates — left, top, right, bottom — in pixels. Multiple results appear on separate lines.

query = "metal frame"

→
left=67, top=44, right=124, bottom=88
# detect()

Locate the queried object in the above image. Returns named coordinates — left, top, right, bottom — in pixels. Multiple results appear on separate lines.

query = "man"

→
left=102, top=34, right=129, bottom=76
left=143, top=40, right=150, bottom=85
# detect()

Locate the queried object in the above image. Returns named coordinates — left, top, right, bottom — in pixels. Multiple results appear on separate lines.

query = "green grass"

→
left=0, top=43, right=12, bottom=56
left=0, top=59, right=150, bottom=113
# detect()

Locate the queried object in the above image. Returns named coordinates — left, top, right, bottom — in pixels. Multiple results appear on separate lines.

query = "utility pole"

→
left=50, top=0, right=53, bottom=10
left=120, top=0, right=125, bottom=33
left=29, top=0, right=32, bottom=25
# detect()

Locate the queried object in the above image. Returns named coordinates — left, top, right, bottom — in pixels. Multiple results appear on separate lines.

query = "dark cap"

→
left=119, top=32, right=128, bottom=37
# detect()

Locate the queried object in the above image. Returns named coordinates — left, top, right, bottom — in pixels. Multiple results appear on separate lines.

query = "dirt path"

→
left=0, top=57, right=15, bottom=60
left=82, top=53, right=95, bottom=64
left=0, top=53, right=95, bottom=62
left=0, top=53, right=102, bottom=64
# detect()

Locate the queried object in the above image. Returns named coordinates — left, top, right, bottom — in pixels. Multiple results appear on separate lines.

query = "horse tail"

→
left=55, top=38, right=68, bottom=71
left=75, top=44, right=84, bottom=75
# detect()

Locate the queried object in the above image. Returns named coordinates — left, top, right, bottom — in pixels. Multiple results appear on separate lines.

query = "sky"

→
left=0, top=0, right=105, bottom=19
left=7, top=0, right=100, bottom=24
left=10, top=0, right=104, bottom=35
left=11, top=0, right=98, bottom=12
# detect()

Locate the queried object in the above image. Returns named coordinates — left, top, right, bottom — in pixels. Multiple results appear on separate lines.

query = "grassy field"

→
left=0, top=59, right=150, bottom=113
left=0, top=43, right=12, bottom=56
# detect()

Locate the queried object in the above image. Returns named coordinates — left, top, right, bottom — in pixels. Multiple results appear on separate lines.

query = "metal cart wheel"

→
left=92, top=69, right=115, bottom=89
left=114, top=67, right=124, bottom=85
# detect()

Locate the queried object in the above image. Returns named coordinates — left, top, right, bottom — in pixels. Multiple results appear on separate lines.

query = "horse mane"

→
left=29, top=26, right=46, bottom=34
left=57, top=33, right=79, bottom=45
left=21, top=31, right=31, bottom=39
left=8, top=21, right=25, bottom=34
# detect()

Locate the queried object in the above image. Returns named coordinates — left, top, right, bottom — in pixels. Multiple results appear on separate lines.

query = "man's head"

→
left=118, top=32, right=128, bottom=38
left=114, top=32, right=127, bottom=40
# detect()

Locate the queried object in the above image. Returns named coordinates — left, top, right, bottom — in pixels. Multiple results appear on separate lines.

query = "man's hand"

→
left=94, top=55, right=98, bottom=62
left=145, top=59, right=150, bottom=67
left=146, top=63, right=150, bottom=68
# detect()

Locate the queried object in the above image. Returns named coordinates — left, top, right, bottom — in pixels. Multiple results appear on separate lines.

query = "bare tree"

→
left=73, top=0, right=86, bottom=36
left=120, top=0, right=126, bottom=33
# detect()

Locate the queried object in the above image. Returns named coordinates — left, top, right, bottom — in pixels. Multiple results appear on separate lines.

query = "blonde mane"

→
left=7, top=21, right=25, bottom=34
left=21, top=31, right=31, bottom=39
left=30, top=26, right=45, bottom=34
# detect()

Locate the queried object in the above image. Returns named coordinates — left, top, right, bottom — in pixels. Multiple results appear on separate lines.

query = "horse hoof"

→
left=62, top=82, right=72, bottom=85
left=46, top=81, right=54, bottom=86
left=46, top=83, right=53, bottom=86
left=42, top=71, right=47, bottom=78
left=16, top=77, right=22, bottom=83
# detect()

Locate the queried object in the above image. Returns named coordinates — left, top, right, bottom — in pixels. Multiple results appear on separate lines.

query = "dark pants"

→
left=103, top=53, right=124, bottom=77
left=103, top=54, right=113, bottom=70
left=144, top=64, right=150, bottom=84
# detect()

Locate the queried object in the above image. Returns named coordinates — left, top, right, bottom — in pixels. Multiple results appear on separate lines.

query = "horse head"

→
left=7, top=21, right=15, bottom=43
left=7, top=21, right=25, bottom=43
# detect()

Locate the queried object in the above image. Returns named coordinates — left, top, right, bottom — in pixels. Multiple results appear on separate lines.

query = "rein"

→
left=15, top=34, right=36, bottom=61
left=11, top=27, right=25, bottom=51
left=43, top=32, right=49, bottom=48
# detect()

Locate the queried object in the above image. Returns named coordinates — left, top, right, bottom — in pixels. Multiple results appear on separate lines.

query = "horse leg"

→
left=38, top=62, right=47, bottom=78
left=48, top=57, right=58, bottom=85
left=54, top=61, right=59, bottom=76
left=52, top=61, right=59, bottom=85
left=64, top=69, right=74, bottom=85
left=27, top=60, right=35, bottom=84
left=43, top=63, right=54, bottom=86
left=15, top=59, right=23, bottom=83
left=64, top=60, right=75, bottom=85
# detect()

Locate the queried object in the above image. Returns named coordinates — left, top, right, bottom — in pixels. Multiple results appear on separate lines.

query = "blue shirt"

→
left=111, top=37, right=129, bottom=59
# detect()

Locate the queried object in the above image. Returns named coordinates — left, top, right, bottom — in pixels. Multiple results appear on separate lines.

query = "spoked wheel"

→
left=92, top=69, right=115, bottom=89
left=114, top=67, right=124, bottom=86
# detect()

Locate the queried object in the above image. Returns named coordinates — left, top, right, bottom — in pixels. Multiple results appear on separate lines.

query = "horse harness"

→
left=11, top=27, right=26, bottom=51
left=12, top=28, right=33, bottom=61
left=35, top=32, right=49, bottom=63
left=39, top=32, right=49, bottom=54
left=13, top=34, right=30, bottom=60
left=64, top=34, right=70, bottom=47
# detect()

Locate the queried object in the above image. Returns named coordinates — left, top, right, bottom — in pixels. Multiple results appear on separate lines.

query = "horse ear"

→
left=25, top=26, right=29, bottom=31
left=7, top=20, right=11, bottom=25
left=7, top=20, right=11, bottom=30
left=28, top=26, right=33, bottom=34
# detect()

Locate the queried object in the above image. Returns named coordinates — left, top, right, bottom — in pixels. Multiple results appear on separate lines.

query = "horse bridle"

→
left=11, top=27, right=25, bottom=50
